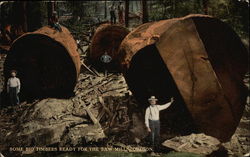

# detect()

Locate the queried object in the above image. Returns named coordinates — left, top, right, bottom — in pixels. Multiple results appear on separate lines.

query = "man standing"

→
left=109, top=3, right=117, bottom=24
left=145, top=96, right=174, bottom=152
left=49, top=11, right=62, bottom=32
left=118, top=1, right=124, bottom=24
left=7, top=70, right=21, bottom=106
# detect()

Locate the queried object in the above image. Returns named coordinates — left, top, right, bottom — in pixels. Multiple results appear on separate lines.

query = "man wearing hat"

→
left=118, top=1, right=124, bottom=24
left=7, top=70, right=21, bottom=106
left=145, top=96, right=174, bottom=152
left=49, top=11, right=62, bottom=32
left=109, top=3, right=117, bottom=24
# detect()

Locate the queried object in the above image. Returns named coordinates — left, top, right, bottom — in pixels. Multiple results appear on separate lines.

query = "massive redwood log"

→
left=118, top=14, right=248, bottom=142
left=89, top=24, right=129, bottom=72
left=4, top=26, right=81, bottom=100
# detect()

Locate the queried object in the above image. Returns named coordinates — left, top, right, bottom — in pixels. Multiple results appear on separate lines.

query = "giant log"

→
left=118, top=14, right=248, bottom=142
left=4, top=26, right=81, bottom=100
left=89, top=24, right=129, bottom=72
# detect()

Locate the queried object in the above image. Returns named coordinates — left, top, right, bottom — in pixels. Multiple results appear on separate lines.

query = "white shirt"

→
left=118, top=5, right=124, bottom=12
left=110, top=5, right=116, bottom=12
left=145, top=102, right=172, bottom=128
left=7, top=77, right=21, bottom=92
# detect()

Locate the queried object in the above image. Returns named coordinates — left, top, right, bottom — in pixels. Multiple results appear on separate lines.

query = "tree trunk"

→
left=148, top=1, right=152, bottom=16
left=104, top=0, right=107, bottom=19
left=47, top=1, right=54, bottom=25
left=11, top=1, right=27, bottom=37
left=202, top=0, right=209, bottom=14
left=53, top=1, right=57, bottom=14
left=142, top=0, right=148, bottom=23
left=125, top=0, right=129, bottom=27
left=26, top=2, right=44, bottom=32
left=21, top=2, right=27, bottom=33
left=172, top=0, right=176, bottom=17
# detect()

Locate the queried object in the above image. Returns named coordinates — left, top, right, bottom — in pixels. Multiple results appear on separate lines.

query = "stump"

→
left=4, top=26, right=81, bottom=100
left=118, top=14, right=248, bottom=142
left=89, top=24, right=130, bottom=72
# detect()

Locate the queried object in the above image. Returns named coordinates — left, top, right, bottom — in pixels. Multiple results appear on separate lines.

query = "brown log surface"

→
left=118, top=14, right=248, bottom=141
left=90, top=24, right=129, bottom=71
left=4, top=26, right=81, bottom=100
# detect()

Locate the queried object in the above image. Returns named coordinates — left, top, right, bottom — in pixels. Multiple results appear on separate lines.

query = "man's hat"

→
left=148, top=96, right=158, bottom=101
left=10, top=70, right=17, bottom=74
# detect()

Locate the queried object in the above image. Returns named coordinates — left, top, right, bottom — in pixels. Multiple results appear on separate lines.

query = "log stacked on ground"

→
left=4, top=26, right=81, bottom=100
left=118, top=14, right=248, bottom=142
left=89, top=24, right=129, bottom=72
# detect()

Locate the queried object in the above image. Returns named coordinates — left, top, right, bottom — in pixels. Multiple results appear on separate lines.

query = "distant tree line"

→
left=148, top=0, right=249, bottom=37
left=0, top=1, right=47, bottom=33
left=0, top=1, right=248, bottom=38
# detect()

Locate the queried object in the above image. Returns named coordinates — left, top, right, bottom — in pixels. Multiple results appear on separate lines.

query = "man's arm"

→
left=145, top=108, right=150, bottom=131
left=158, top=97, right=174, bottom=111
left=17, top=78, right=21, bottom=93
left=7, top=79, right=10, bottom=93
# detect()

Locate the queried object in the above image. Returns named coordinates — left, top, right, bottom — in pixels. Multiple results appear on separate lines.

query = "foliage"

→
left=64, top=1, right=89, bottom=18
left=148, top=0, right=249, bottom=37
left=1, top=1, right=248, bottom=38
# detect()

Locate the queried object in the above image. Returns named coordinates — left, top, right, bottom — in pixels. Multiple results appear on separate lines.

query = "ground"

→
left=0, top=25, right=249, bottom=157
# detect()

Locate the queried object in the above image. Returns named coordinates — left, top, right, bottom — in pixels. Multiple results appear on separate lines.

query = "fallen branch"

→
left=81, top=61, right=98, bottom=76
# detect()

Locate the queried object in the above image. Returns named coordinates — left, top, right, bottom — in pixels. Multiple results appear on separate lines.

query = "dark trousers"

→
left=54, top=23, right=62, bottom=32
left=118, top=11, right=124, bottom=24
left=149, top=120, right=160, bottom=151
left=9, top=87, right=19, bottom=106
left=110, top=11, right=116, bottom=24
left=49, top=23, right=62, bottom=32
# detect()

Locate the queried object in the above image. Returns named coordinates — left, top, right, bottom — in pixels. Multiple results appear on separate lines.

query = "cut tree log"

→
left=118, top=14, right=248, bottom=142
left=89, top=24, right=130, bottom=72
left=4, top=26, right=81, bottom=100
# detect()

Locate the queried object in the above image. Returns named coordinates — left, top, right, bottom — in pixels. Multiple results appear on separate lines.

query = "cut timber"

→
left=4, top=26, right=81, bottom=100
left=89, top=24, right=130, bottom=72
left=118, top=14, right=248, bottom=142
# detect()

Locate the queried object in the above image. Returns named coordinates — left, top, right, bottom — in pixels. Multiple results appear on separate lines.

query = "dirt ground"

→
left=0, top=50, right=249, bottom=157
left=0, top=24, right=249, bottom=157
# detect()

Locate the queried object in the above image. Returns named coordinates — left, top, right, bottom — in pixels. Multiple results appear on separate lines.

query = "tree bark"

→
left=125, top=0, right=129, bottom=27
left=202, top=0, right=209, bottom=14
left=119, top=14, right=248, bottom=142
left=11, top=1, right=27, bottom=37
left=4, top=26, right=81, bottom=101
left=172, top=0, right=176, bottom=17
left=104, top=0, right=107, bottom=19
left=47, top=1, right=54, bottom=24
left=142, top=0, right=148, bottom=23
left=90, top=24, right=130, bottom=71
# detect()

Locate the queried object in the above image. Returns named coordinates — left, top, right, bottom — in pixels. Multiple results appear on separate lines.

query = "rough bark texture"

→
left=125, top=0, right=129, bottom=27
left=89, top=24, right=129, bottom=71
left=11, top=1, right=27, bottom=38
left=4, top=26, right=81, bottom=101
left=47, top=1, right=55, bottom=25
left=118, top=14, right=248, bottom=142
left=142, top=0, right=148, bottom=23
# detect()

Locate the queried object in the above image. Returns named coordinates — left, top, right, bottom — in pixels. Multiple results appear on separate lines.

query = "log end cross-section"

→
left=118, top=14, right=248, bottom=142
left=4, top=26, right=81, bottom=101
